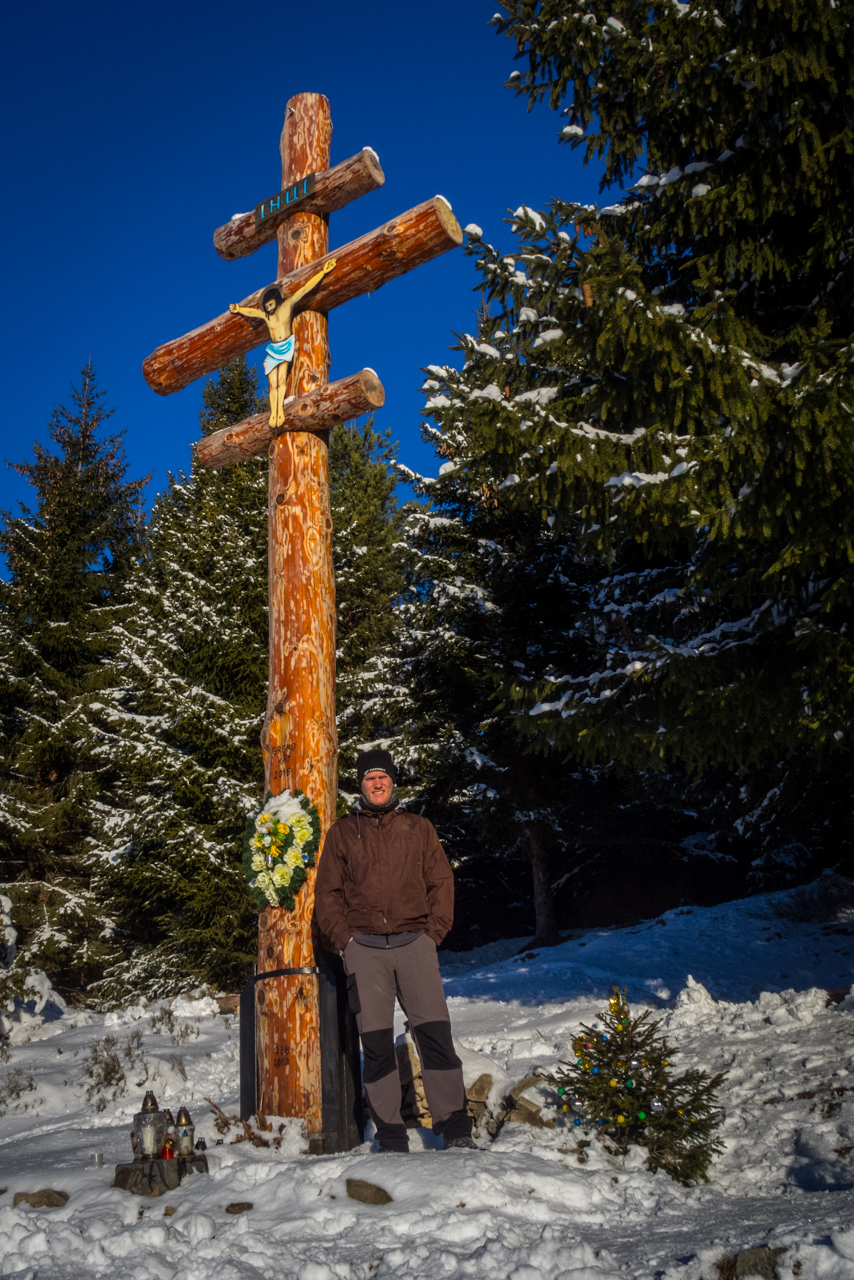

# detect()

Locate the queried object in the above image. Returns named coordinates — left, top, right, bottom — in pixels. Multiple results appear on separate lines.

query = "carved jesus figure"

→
left=230, top=258, right=336, bottom=427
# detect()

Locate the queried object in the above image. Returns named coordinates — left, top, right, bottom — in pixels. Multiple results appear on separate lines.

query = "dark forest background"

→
left=3, top=0, right=853, bottom=1005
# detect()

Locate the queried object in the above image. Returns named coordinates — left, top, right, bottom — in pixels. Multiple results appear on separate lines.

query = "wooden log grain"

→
left=143, top=196, right=462, bottom=396
left=255, top=92, right=335, bottom=1147
left=194, top=369, right=385, bottom=470
left=213, top=148, right=385, bottom=261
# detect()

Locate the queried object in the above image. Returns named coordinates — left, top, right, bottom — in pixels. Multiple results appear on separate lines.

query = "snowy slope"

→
left=1, top=883, right=853, bottom=1280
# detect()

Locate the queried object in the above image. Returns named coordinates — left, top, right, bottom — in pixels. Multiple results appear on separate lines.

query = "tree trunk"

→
left=527, top=828, right=561, bottom=948
left=255, top=92, right=335, bottom=1147
left=213, top=147, right=385, bottom=261
left=194, top=369, right=385, bottom=471
left=143, top=196, right=462, bottom=396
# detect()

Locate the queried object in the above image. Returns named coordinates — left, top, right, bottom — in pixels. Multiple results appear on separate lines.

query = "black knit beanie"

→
left=356, top=749, right=398, bottom=785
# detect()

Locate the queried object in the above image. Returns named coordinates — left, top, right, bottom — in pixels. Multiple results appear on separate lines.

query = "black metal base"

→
left=239, top=951, right=364, bottom=1152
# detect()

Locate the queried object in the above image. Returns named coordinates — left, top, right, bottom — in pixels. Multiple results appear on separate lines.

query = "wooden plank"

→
left=194, top=369, right=385, bottom=471
left=213, top=148, right=385, bottom=260
left=255, top=91, right=336, bottom=1150
left=143, top=196, right=462, bottom=396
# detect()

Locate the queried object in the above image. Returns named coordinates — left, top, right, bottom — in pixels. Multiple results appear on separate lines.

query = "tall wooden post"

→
left=256, top=93, right=335, bottom=1141
left=141, top=92, right=462, bottom=1147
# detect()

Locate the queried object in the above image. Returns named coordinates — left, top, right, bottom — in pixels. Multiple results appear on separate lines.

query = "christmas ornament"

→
left=571, top=1097, right=584, bottom=1113
left=626, top=1080, right=635, bottom=1089
left=651, top=1098, right=664, bottom=1112
left=638, top=1111, right=647, bottom=1121
left=609, top=1079, right=618, bottom=1087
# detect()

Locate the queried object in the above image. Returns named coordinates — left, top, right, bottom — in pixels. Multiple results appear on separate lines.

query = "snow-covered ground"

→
left=1, top=883, right=853, bottom=1280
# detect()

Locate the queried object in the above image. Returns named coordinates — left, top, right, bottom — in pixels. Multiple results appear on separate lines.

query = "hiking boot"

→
left=443, top=1135, right=478, bottom=1150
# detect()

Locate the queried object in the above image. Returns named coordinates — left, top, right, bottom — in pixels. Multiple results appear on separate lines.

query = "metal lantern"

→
left=175, top=1106, right=195, bottom=1157
left=132, top=1091, right=167, bottom=1159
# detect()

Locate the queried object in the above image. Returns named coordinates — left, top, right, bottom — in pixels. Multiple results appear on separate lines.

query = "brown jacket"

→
left=314, top=805, right=454, bottom=952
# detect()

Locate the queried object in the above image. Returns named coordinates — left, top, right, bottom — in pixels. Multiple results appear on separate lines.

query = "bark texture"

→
left=143, top=197, right=462, bottom=396
left=194, top=370, right=385, bottom=471
left=212, top=148, right=385, bottom=261
left=255, top=93, right=335, bottom=1144
left=527, top=829, right=561, bottom=949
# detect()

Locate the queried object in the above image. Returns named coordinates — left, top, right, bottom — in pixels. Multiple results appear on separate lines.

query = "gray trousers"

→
left=342, top=933, right=469, bottom=1150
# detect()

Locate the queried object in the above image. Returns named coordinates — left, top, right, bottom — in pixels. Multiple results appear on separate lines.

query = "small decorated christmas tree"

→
left=545, top=987, right=726, bottom=1185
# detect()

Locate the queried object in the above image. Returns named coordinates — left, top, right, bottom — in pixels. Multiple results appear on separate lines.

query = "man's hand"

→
left=229, top=303, right=239, bottom=313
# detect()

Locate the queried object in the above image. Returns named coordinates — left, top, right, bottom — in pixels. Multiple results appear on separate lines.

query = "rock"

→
left=509, top=1075, right=544, bottom=1102
left=500, top=1093, right=555, bottom=1130
left=735, top=1246, right=788, bottom=1278
left=225, top=1201, right=253, bottom=1214
left=13, top=1189, right=69, bottom=1209
left=216, top=994, right=240, bottom=1015
left=396, top=1038, right=433, bottom=1129
left=466, top=1073, right=493, bottom=1104
left=346, top=1178, right=393, bottom=1205
left=163, top=1206, right=177, bottom=1216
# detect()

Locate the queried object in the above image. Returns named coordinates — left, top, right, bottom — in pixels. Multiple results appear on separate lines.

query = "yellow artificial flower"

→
left=251, top=853, right=265, bottom=872
left=286, top=849, right=303, bottom=870
left=272, top=864, right=292, bottom=886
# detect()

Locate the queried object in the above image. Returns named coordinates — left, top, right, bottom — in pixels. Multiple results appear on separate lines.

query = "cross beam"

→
left=213, top=148, right=385, bottom=261
left=195, top=369, right=384, bottom=471
left=143, top=197, right=461, bottom=395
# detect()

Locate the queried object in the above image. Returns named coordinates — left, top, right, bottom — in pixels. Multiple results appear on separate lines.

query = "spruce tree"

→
left=88, top=359, right=268, bottom=1002
left=416, top=0, right=854, bottom=878
left=545, top=987, right=726, bottom=1185
left=329, top=418, right=406, bottom=806
left=0, top=363, right=147, bottom=999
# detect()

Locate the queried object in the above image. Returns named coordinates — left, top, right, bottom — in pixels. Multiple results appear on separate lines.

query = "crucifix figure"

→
left=142, top=93, right=462, bottom=1151
left=230, top=258, right=336, bottom=426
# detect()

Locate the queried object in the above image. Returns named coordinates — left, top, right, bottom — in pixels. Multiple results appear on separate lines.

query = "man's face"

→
left=361, top=770, right=394, bottom=807
left=264, top=297, right=277, bottom=314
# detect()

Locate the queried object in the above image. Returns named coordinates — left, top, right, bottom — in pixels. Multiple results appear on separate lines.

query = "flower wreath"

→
left=242, top=790, right=321, bottom=911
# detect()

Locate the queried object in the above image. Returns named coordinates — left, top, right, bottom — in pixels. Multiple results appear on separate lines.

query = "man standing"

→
left=314, top=749, right=476, bottom=1153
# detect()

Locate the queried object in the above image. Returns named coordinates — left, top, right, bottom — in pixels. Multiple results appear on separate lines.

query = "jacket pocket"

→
left=345, top=973, right=361, bottom=1016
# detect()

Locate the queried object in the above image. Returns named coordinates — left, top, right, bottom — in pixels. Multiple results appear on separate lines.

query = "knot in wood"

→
left=266, top=945, right=275, bottom=959
left=257, top=988, right=266, bottom=1006
left=275, top=493, right=285, bottom=505
left=259, top=914, right=269, bottom=930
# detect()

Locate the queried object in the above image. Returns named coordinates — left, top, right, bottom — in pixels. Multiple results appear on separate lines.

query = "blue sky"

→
left=0, top=0, right=606, bottom=545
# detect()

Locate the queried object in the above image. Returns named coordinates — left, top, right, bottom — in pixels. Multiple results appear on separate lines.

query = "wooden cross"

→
left=142, top=93, right=461, bottom=1150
